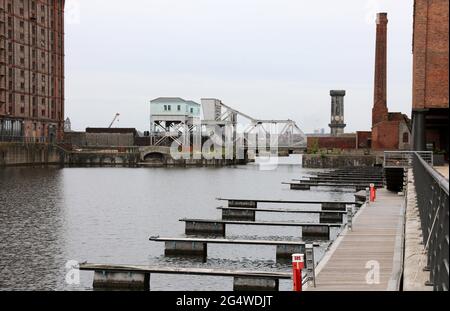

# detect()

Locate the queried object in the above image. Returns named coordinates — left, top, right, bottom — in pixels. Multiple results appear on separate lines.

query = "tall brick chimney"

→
left=372, top=13, right=389, bottom=127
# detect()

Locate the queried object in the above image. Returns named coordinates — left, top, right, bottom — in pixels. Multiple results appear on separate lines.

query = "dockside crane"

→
left=108, top=113, right=120, bottom=128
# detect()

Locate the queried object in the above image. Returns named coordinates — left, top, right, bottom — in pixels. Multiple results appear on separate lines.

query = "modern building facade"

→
left=0, top=0, right=65, bottom=142
left=411, top=0, right=449, bottom=157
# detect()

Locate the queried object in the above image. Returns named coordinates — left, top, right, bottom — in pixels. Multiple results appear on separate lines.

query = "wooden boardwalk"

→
left=308, top=189, right=405, bottom=291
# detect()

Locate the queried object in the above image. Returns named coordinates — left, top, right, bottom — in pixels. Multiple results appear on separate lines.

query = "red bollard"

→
left=292, top=253, right=305, bottom=291
left=370, top=183, right=376, bottom=202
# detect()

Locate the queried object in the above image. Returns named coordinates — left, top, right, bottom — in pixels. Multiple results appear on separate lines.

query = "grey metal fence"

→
left=384, top=151, right=433, bottom=168
left=412, top=152, right=449, bottom=291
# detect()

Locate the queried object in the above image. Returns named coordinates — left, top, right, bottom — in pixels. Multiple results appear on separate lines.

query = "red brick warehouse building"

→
left=0, top=0, right=65, bottom=142
left=371, top=13, right=411, bottom=151
left=411, top=0, right=449, bottom=157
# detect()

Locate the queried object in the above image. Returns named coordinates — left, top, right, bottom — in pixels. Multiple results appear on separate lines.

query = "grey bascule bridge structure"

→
left=148, top=97, right=307, bottom=158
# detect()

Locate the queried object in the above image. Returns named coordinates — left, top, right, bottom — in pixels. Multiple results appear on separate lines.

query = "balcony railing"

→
left=384, top=151, right=433, bottom=168
left=412, top=152, right=449, bottom=291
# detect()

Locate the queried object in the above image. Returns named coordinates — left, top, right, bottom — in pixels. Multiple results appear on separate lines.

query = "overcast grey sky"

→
left=64, top=0, right=414, bottom=133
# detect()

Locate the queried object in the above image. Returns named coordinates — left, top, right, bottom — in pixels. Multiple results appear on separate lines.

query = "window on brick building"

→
left=20, top=45, right=24, bottom=52
left=403, top=132, right=409, bottom=144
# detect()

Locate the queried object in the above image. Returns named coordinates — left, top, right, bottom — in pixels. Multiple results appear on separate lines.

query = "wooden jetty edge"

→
left=149, top=236, right=323, bottom=261
left=307, top=188, right=405, bottom=291
left=78, top=263, right=293, bottom=291
left=217, top=206, right=347, bottom=214
left=179, top=218, right=343, bottom=227
left=282, top=182, right=380, bottom=191
left=216, top=198, right=358, bottom=205
left=217, top=206, right=347, bottom=223
left=179, top=218, right=343, bottom=240
left=149, top=236, right=322, bottom=246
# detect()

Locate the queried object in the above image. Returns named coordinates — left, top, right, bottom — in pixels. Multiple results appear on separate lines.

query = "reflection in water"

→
left=0, top=168, right=66, bottom=290
left=0, top=156, right=353, bottom=291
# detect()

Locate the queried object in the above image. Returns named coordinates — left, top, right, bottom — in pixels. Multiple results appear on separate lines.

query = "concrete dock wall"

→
left=0, top=143, right=247, bottom=168
left=302, top=154, right=380, bottom=168
left=0, top=143, right=64, bottom=167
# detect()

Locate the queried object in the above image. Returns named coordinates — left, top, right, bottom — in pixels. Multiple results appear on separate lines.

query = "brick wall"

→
left=413, top=0, right=449, bottom=109
left=356, top=131, right=372, bottom=149
left=307, top=135, right=356, bottom=151
left=372, top=121, right=400, bottom=150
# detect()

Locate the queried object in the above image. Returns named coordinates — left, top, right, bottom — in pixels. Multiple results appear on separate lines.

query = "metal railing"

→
left=384, top=151, right=433, bottom=168
left=412, top=152, right=449, bottom=291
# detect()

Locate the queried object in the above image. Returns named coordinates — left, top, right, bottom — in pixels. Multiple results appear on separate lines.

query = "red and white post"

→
left=369, top=183, right=376, bottom=202
left=292, top=253, right=305, bottom=291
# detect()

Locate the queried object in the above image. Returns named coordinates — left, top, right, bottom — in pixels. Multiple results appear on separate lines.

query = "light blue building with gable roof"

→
left=150, top=97, right=201, bottom=132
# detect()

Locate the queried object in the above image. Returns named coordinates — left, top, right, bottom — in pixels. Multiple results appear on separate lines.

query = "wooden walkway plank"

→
left=308, top=189, right=405, bottom=291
